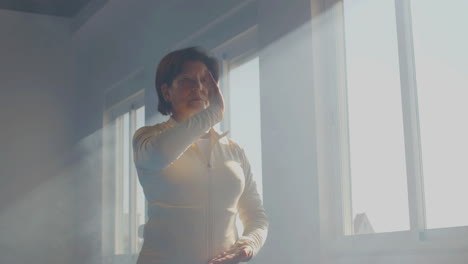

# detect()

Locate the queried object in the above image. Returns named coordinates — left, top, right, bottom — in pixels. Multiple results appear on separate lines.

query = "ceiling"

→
left=0, top=0, right=93, bottom=17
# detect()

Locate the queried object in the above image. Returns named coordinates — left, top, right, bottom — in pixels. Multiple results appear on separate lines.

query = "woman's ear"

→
left=161, top=83, right=170, bottom=102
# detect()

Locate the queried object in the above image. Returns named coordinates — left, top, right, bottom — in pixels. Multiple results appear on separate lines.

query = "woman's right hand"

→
left=207, top=245, right=253, bottom=264
left=205, top=70, right=225, bottom=119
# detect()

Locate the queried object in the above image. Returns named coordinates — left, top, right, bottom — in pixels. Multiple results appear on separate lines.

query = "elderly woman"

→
left=132, top=47, right=268, bottom=264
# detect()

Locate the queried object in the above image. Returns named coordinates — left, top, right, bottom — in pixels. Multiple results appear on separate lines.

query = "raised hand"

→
left=207, top=245, right=253, bottom=264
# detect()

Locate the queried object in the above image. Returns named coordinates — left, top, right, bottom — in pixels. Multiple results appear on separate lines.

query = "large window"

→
left=411, top=0, right=468, bottom=230
left=103, top=91, right=146, bottom=258
left=213, top=26, right=263, bottom=237
left=343, top=0, right=409, bottom=234
left=112, top=106, right=146, bottom=254
left=225, top=55, right=263, bottom=196
left=341, top=0, right=468, bottom=241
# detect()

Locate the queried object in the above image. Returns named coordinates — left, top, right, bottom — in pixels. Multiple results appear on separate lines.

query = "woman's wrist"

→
left=238, top=245, right=253, bottom=261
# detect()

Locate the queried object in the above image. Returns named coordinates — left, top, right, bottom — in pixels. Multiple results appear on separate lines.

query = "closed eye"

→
left=179, top=77, right=197, bottom=86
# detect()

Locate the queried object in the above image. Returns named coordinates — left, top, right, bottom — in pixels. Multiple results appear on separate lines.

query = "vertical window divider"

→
left=129, top=109, right=138, bottom=253
left=394, top=0, right=427, bottom=237
left=312, top=0, right=350, bottom=242
left=334, top=0, right=353, bottom=238
left=114, top=117, right=124, bottom=253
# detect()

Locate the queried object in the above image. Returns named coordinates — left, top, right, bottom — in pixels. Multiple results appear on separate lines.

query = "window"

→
left=103, top=91, right=146, bottom=257
left=213, top=26, right=262, bottom=236
left=343, top=0, right=409, bottom=235
left=112, top=106, right=146, bottom=254
left=411, top=0, right=468, bottom=230
left=225, top=55, right=263, bottom=197
left=339, top=0, right=468, bottom=243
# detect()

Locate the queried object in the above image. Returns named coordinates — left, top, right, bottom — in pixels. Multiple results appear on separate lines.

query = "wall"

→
left=256, top=0, right=321, bottom=263
left=0, top=9, right=75, bottom=264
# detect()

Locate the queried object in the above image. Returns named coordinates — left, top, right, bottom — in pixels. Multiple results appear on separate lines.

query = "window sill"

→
left=324, top=226, right=468, bottom=257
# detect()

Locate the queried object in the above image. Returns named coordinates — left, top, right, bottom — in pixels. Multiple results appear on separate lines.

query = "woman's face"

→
left=162, top=61, right=211, bottom=119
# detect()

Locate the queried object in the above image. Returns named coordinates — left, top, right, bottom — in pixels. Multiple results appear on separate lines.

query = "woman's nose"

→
left=192, top=79, right=204, bottom=91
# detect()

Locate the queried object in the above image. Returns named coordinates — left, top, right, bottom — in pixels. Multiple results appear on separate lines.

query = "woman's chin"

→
left=188, top=100, right=207, bottom=110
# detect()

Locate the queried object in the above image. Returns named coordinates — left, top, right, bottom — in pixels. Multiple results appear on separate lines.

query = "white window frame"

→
left=313, top=0, right=468, bottom=258
left=211, top=26, right=263, bottom=258
left=102, top=90, right=146, bottom=261
left=212, top=25, right=259, bottom=132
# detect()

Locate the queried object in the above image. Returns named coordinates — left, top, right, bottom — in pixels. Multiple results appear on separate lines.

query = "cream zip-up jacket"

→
left=132, top=105, right=268, bottom=264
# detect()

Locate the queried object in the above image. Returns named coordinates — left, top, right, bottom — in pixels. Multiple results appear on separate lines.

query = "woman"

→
left=132, top=47, right=268, bottom=264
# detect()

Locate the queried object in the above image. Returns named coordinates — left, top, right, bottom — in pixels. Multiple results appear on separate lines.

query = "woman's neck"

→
left=171, top=111, right=211, bottom=135
left=171, top=112, right=191, bottom=123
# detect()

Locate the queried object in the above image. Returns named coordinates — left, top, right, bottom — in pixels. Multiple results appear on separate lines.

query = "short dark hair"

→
left=155, top=46, right=220, bottom=115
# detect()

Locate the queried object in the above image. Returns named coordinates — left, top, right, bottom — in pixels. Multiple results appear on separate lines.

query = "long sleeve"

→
left=236, top=148, right=269, bottom=258
left=132, top=105, right=222, bottom=171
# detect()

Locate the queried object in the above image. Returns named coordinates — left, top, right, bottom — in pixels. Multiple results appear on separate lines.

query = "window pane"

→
left=229, top=57, right=263, bottom=196
left=228, top=56, right=262, bottom=237
left=123, top=112, right=130, bottom=216
left=115, top=112, right=130, bottom=254
left=343, top=0, right=410, bottom=234
left=411, top=0, right=468, bottom=229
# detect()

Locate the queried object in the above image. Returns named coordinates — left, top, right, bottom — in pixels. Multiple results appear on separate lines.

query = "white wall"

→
left=256, top=0, right=321, bottom=263
left=0, top=9, right=75, bottom=264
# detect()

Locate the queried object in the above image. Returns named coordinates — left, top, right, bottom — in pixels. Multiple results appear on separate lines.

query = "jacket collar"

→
left=167, top=116, right=229, bottom=141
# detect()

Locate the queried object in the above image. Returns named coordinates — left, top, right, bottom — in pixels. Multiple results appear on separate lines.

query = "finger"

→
left=209, top=250, right=235, bottom=262
left=206, top=70, right=216, bottom=82
left=208, top=253, right=227, bottom=264
left=209, top=252, right=239, bottom=264
left=210, top=256, right=236, bottom=264
left=208, top=256, right=233, bottom=264
left=209, top=246, right=245, bottom=264
left=209, top=253, right=226, bottom=262
left=203, top=71, right=216, bottom=97
left=218, top=252, right=243, bottom=263
left=203, top=70, right=214, bottom=87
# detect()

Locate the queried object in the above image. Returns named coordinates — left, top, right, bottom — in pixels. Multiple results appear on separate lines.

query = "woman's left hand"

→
left=207, top=245, right=253, bottom=264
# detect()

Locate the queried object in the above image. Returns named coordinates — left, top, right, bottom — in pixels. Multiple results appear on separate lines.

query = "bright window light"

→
left=343, top=0, right=410, bottom=234
left=228, top=56, right=263, bottom=197
left=114, top=105, right=146, bottom=254
left=411, top=0, right=468, bottom=229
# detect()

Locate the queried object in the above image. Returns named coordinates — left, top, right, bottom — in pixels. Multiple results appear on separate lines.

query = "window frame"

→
left=314, top=0, right=468, bottom=257
left=212, top=25, right=259, bottom=132
left=211, top=25, right=264, bottom=249
left=102, top=89, right=146, bottom=260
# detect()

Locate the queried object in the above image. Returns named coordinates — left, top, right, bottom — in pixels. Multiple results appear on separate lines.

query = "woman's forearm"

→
left=132, top=104, right=222, bottom=170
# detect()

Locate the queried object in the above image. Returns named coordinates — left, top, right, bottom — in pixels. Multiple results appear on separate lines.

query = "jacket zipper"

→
left=207, top=163, right=212, bottom=259
left=194, top=138, right=215, bottom=260
left=195, top=133, right=218, bottom=260
left=192, top=143, right=211, bottom=260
